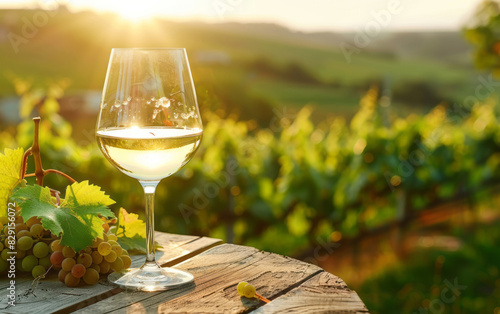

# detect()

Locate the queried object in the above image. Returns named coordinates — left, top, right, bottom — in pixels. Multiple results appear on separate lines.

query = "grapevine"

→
left=0, top=117, right=132, bottom=288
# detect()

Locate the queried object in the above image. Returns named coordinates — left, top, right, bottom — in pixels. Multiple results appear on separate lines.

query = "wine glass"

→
left=96, top=48, right=203, bottom=291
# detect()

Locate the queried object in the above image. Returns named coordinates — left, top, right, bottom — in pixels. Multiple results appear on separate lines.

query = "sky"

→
left=0, top=0, right=485, bottom=32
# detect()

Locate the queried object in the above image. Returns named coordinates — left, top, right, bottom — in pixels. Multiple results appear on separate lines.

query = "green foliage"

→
left=116, top=208, right=149, bottom=252
left=2, top=81, right=500, bottom=257
left=358, top=224, right=500, bottom=313
left=465, top=0, right=500, bottom=74
left=11, top=182, right=115, bottom=252
left=0, top=148, right=24, bottom=216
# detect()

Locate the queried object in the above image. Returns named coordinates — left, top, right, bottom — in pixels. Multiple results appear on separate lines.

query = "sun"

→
left=114, top=4, right=155, bottom=22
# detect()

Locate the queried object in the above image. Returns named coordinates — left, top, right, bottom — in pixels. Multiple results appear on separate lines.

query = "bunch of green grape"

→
left=50, top=233, right=132, bottom=287
left=0, top=215, right=56, bottom=278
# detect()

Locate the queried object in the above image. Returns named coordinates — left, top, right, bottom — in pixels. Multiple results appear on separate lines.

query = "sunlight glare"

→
left=114, top=3, right=154, bottom=22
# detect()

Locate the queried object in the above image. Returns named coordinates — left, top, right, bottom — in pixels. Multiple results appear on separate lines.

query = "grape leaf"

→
left=117, top=234, right=148, bottom=252
left=117, top=208, right=146, bottom=238
left=61, top=180, right=115, bottom=207
left=11, top=181, right=115, bottom=252
left=116, top=208, right=159, bottom=253
left=0, top=148, right=24, bottom=217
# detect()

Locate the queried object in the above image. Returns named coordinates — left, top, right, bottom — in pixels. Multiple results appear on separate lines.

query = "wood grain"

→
left=75, top=243, right=323, bottom=314
left=251, top=271, right=369, bottom=313
left=0, top=233, right=221, bottom=314
left=0, top=233, right=369, bottom=313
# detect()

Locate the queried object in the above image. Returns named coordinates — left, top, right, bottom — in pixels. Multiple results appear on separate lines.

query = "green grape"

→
left=64, top=273, right=80, bottom=287
left=21, top=255, right=38, bottom=272
left=30, top=224, right=44, bottom=239
left=71, top=263, right=86, bottom=278
left=0, top=258, right=8, bottom=272
left=32, top=265, right=46, bottom=278
left=237, top=281, right=248, bottom=296
left=50, top=239, right=63, bottom=252
left=15, top=223, right=27, bottom=233
left=121, top=255, right=132, bottom=269
left=83, top=268, right=100, bottom=285
left=90, top=263, right=100, bottom=273
left=237, top=282, right=256, bottom=298
left=91, top=237, right=103, bottom=248
left=111, top=245, right=122, bottom=256
left=91, top=251, right=103, bottom=264
left=77, top=253, right=92, bottom=268
left=107, top=240, right=118, bottom=246
left=62, top=246, right=76, bottom=258
left=242, top=284, right=256, bottom=298
left=15, top=249, right=26, bottom=259
left=1, top=249, right=9, bottom=260
left=39, top=256, right=51, bottom=269
left=33, top=242, right=49, bottom=258
left=110, top=257, right=123, bottom=272
left=98, top=242, right=111, bottom=256
left=25, top=216, right=40, bottom=228
left=17, top=236, right=33, bottom=251
left=16, top=230, right=30, bottom=239
left=58, top=269, right=69, bottom=283
left=0, top=241, right=3, bottom=252
left=62, top=258, right=76, bottom=272
left=104, top=250, right=117, bottom=263
left=107, top=234, right=118, bottom=241
left=99, top=261, right=110, bottom=274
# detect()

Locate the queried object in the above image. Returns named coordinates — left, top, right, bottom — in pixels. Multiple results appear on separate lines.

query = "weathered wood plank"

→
left=251, top=271, right=369, bottom=313
left=0, top=233, right=221, bottom=314
left=75, top=243, right=323, bottom=314
left=0, top=232, right=199, bottom=290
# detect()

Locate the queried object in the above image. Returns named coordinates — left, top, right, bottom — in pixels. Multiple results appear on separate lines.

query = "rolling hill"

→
left=0, top=7, right=480, bottom=121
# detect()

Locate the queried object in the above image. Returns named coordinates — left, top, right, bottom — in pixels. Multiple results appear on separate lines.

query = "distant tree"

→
left=464, top=0, right=500, bottom=74
left=248, top=57, right=321, bottom=85
left=392, top=81, right=443, bottom=108
left=282, top=62, right=320, bottom=85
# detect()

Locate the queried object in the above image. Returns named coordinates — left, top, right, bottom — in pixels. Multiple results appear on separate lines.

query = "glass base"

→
left=108, top=262, right=194, bottom=291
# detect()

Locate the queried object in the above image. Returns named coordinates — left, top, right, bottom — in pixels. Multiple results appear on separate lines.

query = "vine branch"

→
left=44, top=169, right=76, bottom=183
left=25, top=117, right=77, bottom=187
left=19, top=147, right=32, bottom=180
left=32, top=117, right=44, bottom=186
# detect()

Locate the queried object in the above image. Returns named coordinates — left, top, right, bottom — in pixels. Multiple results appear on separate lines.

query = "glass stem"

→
left=140, top=181, right=160, bottom=264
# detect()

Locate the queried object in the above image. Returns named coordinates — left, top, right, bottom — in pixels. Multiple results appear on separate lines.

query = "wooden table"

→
left=0, top=232, right=368, bottom=313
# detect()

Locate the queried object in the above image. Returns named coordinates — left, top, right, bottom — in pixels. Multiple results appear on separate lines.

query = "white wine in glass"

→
left=96, top=48, right=203, bottom=291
